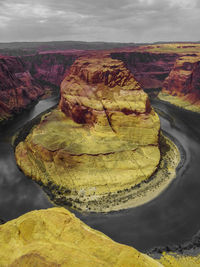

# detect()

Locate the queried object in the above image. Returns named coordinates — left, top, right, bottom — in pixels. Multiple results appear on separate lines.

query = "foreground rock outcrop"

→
left=0, top=207, right=162, bottom=267
left=1, top=207, right=199, bottom=266
left=159, top=55, right=200, bottom=112
left=16, top=56, right=160, bottom=211
left=0, top=56, right=44, bottom=122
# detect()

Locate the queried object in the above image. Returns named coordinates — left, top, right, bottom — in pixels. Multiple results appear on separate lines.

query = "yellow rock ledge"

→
left=0, top=207, right=162, bottom=267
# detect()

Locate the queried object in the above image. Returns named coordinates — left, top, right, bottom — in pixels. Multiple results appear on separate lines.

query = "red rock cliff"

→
left=0, top=56, right=44, bottom=122
left=22, top=52, right=84, bottom=86
left=60, top=56, right=152, bottom=126
left=111, top=52, right=178, bottom=90
left=162, top=55, right=200, bottom=105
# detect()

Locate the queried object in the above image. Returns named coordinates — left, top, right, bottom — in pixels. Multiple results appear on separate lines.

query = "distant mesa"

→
left=15, top=56, right=161, bottom=211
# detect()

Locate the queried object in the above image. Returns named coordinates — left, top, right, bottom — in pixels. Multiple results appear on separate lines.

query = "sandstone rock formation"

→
left=0, top=51, right=84, bottom=123
left=0, top=207, right=162, bottom=267
left=111, top=43, right=200, bottom=94
left=22, top=52, right=80, bottom=86
left=159, top=55, right=200, bottom=111
left=15, top=56, right=160, bottom=211
left=0, top=56, right=44, bottom=122
left=111, top=52, right=178, bottom=90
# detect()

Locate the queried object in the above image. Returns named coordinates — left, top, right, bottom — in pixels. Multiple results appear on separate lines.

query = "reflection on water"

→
left=1, top=97, right=200, bottom=252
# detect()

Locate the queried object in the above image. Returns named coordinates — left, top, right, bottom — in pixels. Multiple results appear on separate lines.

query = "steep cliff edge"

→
left=0, top=207, right=162, bottom=267
left=0, top=52, right=79, bottom=124
left=0, top=56, right=44, bottom=123
left=22, top=52, right=79, bottom=86
left=159, top=55, right=200, bottom=112
left=15, top=56, right=160, bottom=211
left=111, top=52, right=178, bottom=90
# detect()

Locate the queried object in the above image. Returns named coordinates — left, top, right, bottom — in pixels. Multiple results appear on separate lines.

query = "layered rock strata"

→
left=16, top=57, right=160, bottom=211
left=22, top=52, right=79, bottom=86
left=0, top=56, right=44, bottom=122
left=0, top=207, right=162, bottom=267
left=111, top=52, right=178, bottom=90
left=159, top=55, right=200, bottom=112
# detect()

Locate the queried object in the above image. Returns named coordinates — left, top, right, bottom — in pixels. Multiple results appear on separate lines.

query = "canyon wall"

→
left=15, top=56, right=160, bottom=211
left=111, top=52, right=178, bottom=90
left=159, top=55, right=200, bottom=111
left=0, top=56, right=44, bottom=122
left=22, top=52, right=79, bottom=86
left=111, top=48, right=200, bottom=112
left=2, top=44, right=199, bottom=124
left=0, top=52, right=81, bottom=123
left=1, top=43, right=199, bottom=123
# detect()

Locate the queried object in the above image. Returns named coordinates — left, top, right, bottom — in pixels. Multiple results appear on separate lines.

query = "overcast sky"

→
left=0, top=0, right=199, bottom=43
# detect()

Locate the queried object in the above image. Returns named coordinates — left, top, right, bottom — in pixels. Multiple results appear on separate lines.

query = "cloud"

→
left=0, top=0, right=199, bottom=43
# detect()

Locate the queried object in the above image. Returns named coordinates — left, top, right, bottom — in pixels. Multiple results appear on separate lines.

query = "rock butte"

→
left=0, top=207, right=162, bottom=267
left=15, top=56, right=160, bottom=211
left=159, top=55, right=200, bottom=112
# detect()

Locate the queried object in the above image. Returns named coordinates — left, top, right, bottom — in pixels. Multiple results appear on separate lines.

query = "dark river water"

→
left=0, top=96, right=200, bottom=252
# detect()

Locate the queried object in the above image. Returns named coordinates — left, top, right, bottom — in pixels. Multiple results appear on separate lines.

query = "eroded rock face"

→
left=163, top=55, right=200, bottom=97
left=0, top=56, right=44, bottom=122
left=0, top=207, right=162, bottom=267
left=22, top=52, right=79, bottom=86
left=15, top=56, right=160, bottom=211
left=111, top=52, right=178, bottom=90
left=159, top=55, right=200, bottom=111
